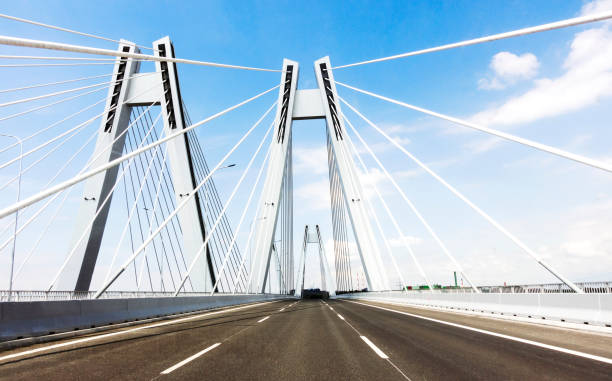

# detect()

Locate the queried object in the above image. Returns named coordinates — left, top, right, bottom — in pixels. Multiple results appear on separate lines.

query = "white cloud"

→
left=491, top=52, right=539, bottom=79
left=472, top=22, right=612, bottom=126
left=383, top=124, right=410, bottom=135
left=358, top=167, right=388, bottom=197
left=294, top=146, right=329, bottom=175
left=479, top=52, right=539, bottom=90
left=581, top=0, right=612, bottom=15
left=381, top=124, right=413, bottom=147
left=478, top=77, right=505, bottom=90
left=350, top=135, right=411, bottom=158
left=464, top=137, right=502, bottom=154
left=294, top=179, right=330, bottom=210
left=529, top=198, right=612, bottom=281
left=557, top=199, right=612, bottom=259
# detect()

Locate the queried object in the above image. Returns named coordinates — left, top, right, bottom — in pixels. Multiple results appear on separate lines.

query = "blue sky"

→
left=1, top=0, right=612, bottom=291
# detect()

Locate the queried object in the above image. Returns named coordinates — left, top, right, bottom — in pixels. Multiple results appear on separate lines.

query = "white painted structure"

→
left=58, top=38, right=212, bottom=292
left=5, top=9, right=610, bottom=298
left=249, top=57, right=390, bottom=293
left=295, top=225, right=336, bottom=297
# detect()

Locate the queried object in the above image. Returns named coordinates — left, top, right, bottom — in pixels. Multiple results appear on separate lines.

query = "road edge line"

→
left=345, top=300, right=612, bottom=365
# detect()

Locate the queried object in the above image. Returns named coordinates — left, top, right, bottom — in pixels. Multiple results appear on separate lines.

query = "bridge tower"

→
left=249, top=57, right=390, bottom=293
left=295, top=225, right=336, bottom=296
left=57, top=38, right=214, bottom=292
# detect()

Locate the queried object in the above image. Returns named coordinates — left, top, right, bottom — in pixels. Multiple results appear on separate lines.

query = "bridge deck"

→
left=1, top=299, right=611, bottom=380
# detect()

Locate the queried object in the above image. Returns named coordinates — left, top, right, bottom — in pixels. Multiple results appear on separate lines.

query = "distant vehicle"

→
left=301, top=288, right=329, bottom=299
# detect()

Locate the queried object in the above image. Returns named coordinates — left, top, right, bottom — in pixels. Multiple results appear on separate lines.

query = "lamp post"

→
left=1, top=133, right=23, bottom=302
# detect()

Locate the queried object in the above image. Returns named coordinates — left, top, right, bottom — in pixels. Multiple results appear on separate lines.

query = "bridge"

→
left=1, top=7, right=612, bottom=380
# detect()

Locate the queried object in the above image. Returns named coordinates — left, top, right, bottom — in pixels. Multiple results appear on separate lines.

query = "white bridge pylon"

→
left=295, top=225, right=336, bottom=297
left=57, top=37, right=213, bottom=292
left=249, top=57, right=390, bottom=293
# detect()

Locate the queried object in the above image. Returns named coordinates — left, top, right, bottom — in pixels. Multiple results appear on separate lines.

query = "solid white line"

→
left=329, top=307, right=334, bottom=311
left=279, top=308, right=285, bottom=312
left=160, top=343, right=221, bottom=374
left=337, top=314, right=345, bottom=321
left=258, top=316, right=270, bottom=323
left=360, top=336, right=389, bottom=359
left=0, top=300, right=278, bottom=362
left=348, top=301, right=612, bottom=365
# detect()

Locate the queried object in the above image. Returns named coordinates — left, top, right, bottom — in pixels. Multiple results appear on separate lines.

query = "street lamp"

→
left=0, top=133, right=23, bottom=302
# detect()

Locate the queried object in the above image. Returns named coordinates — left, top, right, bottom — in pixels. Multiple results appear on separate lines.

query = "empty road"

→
left=1, top=298, right=612, bottom=380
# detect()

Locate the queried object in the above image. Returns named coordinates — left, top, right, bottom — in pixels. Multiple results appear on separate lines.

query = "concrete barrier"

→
left=336, top=292, right=612, bottom=327
left=0, top=294, right=288, bottom=341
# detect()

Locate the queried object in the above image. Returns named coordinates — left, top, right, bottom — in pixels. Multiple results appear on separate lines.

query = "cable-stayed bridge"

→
left=1, top=10, right=612, bottom=380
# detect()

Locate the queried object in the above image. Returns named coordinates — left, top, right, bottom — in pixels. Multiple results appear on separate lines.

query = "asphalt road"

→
left=1, top=298, right=612, bottom=380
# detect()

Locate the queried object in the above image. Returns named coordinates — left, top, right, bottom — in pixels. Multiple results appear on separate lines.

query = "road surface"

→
left=1, top=298, right=611, bottom=380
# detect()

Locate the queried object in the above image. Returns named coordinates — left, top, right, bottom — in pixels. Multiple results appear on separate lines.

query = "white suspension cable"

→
left=336, top=82, right=612, bottom=174
left=174, top=107, right=275, bottom=295
left=12, top=126, right=101, bottom=281
left=0, top=97, right=161, bottom=253
left=333, top=11, right=612, bottom=69
left=0, top=73, right=112, bottom=94
left=50, top=104, right=159, bottom=194
left=0, top=72, right=155, bottom=170
left=0, top=76, right=153, bottom=160
left=94, top=101, right=276, bottom=298
left=0, top=108, right=103, bottom=170
left=344, top=135, right=415, bottom=292
left=0, top=13, right=157, bottom=51
left=206, top=122, right=274, bottom=296
left=126, top=126, right=171, bottom=293
left=0, top=35, right=280, bottom=72
left=134, top=145, right=171, bottom=291
left=273, top=244, right=288, bottom=294
left=340, top=96, right=584, bottom=293
left=104, top=141, right=168, bottom=285
left=0, top=96, right=107, bottom=155
left=13, top=188, right=71, bottom=281
left=0, top=73, right=153, bottom=108
left=0, top=219, right=15, bottom=238
left=0, top=83, right=110, bottom=122
left=0, top=62, right=116, bottom=67
left=233, top=158, right=270, bottom=295
left=0, top=117, right=97, bottom=193
left=343, top=113, right=478, bottom=292
left=0, top=55, right=137, bottom=61
left=0, top=84, right=279, bottom=219
left=333, top=131, right=389, bottom=290
left=47, top=111, right=163, bottom=291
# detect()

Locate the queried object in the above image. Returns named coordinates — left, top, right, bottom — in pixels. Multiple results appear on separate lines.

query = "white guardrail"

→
left=394, top=281, right=612, bottom=294
left=0, top=290, right=256, bottom=302
left=336, top=291, right=612, bottom=327
left=2, top=281, right=610, bottom=302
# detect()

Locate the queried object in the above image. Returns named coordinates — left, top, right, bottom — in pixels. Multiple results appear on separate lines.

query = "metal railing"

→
left=398, top=281, right=612, bottom=294
left=0, top=290, right=262, bottom=302
left=2, top=282, right=610, bottom=302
